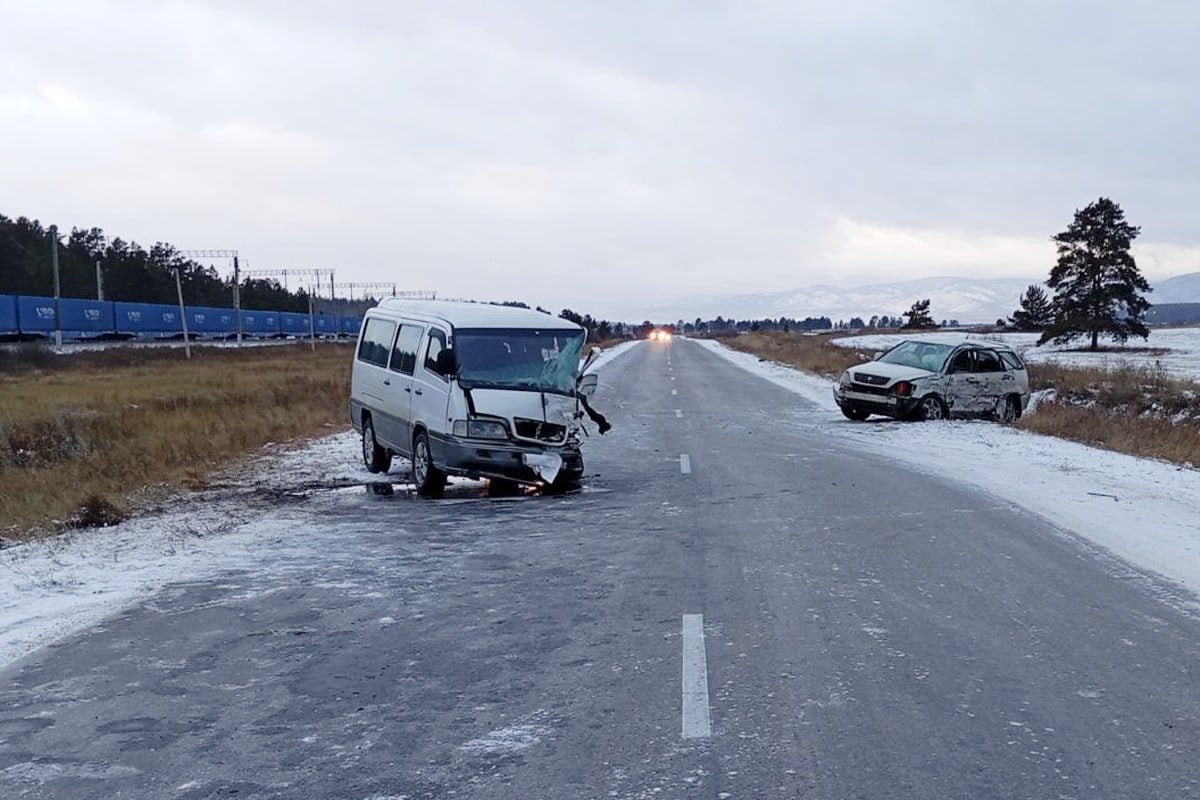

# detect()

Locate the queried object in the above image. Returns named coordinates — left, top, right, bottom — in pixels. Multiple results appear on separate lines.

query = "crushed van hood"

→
left=468, top=388, right=576, bottom=427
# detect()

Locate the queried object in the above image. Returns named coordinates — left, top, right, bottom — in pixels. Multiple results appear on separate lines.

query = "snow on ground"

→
left=698, top=338, right=1200, bottom=606
left=831, top=327, right=1200, bottom=382
left=0, top=341, right=641, bottom=671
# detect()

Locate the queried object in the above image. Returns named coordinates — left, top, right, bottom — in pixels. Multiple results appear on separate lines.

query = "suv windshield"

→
left=454, top=327, right=585, bottom=395
left=878, top=341, right=955, bottom=372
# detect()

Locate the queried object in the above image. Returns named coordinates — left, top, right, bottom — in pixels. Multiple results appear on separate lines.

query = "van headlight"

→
left=452, top=419, right=509, bottom=439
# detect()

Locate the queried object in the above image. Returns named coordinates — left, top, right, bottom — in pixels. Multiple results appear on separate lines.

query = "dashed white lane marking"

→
left=671, top=389, right=678, bottom=396
left=675, top=409, right=683, bottom=418
left=681, top=614, right=712, bottom=738
left=680, top=454, right=691, bottom=474
left=670, top=376, right=676, bottom=381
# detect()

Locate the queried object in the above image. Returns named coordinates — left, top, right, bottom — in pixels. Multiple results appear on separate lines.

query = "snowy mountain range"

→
left=630, top=272, right=1200, bottom=325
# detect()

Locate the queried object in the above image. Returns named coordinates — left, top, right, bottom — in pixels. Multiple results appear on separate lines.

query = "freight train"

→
left=0, top=293, right=363, bottom=341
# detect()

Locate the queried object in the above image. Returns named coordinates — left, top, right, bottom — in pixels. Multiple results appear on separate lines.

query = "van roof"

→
left=373, top=299, right=583, bottom=331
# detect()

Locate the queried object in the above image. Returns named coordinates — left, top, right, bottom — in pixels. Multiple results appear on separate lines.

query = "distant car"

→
left=833, top=339, right=1030, bottom=422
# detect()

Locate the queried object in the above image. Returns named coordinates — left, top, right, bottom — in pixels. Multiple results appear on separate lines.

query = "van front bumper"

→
left=431, top=433, right=583, bottom=485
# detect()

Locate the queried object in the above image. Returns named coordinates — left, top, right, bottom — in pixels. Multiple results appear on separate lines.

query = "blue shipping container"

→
left=340, top=316, right=363, bottom=336
left=59, top=298, right=115, bottom=337
left=114, top=302, right=182, bottom=335
left=280, top=312, right=312, bottom=336
left=16, top=295, right=59, bottom=333
left=240, top=311, right=281, bottom=336
left=0, top=295, right=19, bottom=335
left=313, top=315, right=337, bottom=335
left=186, top=306, right=236, bottom=336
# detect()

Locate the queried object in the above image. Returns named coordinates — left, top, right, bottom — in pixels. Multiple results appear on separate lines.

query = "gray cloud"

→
left=2, top=0, right=1197, bottom=319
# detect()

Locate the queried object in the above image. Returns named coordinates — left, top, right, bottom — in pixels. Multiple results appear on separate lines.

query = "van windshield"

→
left=454, top=328, right=586, bottom=395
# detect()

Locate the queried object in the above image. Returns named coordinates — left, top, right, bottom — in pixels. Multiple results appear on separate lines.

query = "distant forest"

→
left=0, top=214, right=351, bottom=313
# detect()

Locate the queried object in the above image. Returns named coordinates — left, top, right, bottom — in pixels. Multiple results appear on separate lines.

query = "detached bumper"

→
left=431, top=433, right=583, bottom=484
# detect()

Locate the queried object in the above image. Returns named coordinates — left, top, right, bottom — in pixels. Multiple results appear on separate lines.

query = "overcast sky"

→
left=3, top=0, right=1198, bottom=319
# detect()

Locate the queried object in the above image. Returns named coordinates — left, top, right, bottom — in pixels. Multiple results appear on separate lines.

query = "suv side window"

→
left=973, top=349, right=1004, bottom=373
left=356, top=318, right=396, bottom=368
left=389, top=323, right=424, bottom=375
left=949, top=350, right=973, bottom=373
left=999, top=351, right=1025, bottom=371
left=424, top=328, right=448, bottom=377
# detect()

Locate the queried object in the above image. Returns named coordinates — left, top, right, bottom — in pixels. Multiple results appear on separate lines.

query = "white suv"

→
left=833, top=339, right=1031, bottom=422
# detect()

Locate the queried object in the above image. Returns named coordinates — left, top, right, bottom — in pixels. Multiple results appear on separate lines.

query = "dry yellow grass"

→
left=0, top=343, right=354, bottom=538
left=723, top=331, right=865, bottom=378
left=723, top=331, right=1200, bottom=468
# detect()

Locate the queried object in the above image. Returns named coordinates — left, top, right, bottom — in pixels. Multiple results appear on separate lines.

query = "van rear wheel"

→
left=362, top=417, right=392, bottom=474
left=412, top=430, right=445, bottom=498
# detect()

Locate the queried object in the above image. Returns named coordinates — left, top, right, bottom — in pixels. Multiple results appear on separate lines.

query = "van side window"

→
left=357, top=318, right=396, bottom=368
left=424, top=328, right=448, bottom=376
left=389, top=323, right=424, bottom=375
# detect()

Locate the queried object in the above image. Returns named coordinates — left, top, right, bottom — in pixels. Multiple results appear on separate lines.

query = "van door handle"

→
left=404, top=387, right=411, bottom=393
left=383, top=379, right=391, bottom=386
left=414, top=388, right=423, bottom=396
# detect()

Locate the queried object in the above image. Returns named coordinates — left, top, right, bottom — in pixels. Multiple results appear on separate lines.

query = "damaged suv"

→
left=833, top=339, right=1030, bottom=422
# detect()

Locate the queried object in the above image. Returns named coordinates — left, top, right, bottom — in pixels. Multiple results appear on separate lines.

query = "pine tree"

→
left=901, top=298, right=937, bottom=329
left=1008, top=284, right=1054, bottom=331
left=1040, top=198, right=1151, bottom=350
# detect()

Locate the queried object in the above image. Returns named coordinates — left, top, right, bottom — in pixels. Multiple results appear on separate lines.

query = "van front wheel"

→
left=362, top=417, right=392, bottom=474
left=412, top=431, right=446, bottom=498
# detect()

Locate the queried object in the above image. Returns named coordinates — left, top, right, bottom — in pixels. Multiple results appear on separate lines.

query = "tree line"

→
left=0, top=215, right=312, bottom=312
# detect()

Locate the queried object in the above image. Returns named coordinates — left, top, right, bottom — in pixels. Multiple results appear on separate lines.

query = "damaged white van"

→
left=349, top=300, right=608, bottom=496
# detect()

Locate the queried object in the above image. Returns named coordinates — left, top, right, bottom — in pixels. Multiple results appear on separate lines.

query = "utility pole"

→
left=174, top=268, right=192, bottom=359
left=233, top=254, right=242, bottom=345
left=179, top=250, right=239, bottom=344
left=50, top=225, right=62, bottom=349
left=96, top=259, right=104, bottom=301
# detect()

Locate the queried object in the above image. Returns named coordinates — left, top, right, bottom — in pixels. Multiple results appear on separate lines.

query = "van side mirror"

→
left=435, top=349, right=457, bottom=376
left=577, top=372, right=599, bottom=398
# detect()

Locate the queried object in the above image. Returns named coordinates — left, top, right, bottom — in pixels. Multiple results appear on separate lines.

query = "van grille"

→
left=514, top=418, right=567, bottom=443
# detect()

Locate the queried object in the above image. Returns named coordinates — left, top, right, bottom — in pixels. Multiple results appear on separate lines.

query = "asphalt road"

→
left=5, top=338, right=1200, bottom=799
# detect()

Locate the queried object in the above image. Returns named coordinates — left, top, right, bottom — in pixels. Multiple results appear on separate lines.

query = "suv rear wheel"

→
left=998, top=394, right=1021, bottom=424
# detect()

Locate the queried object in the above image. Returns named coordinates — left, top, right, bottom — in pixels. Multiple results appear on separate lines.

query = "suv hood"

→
left=469, top=387, right=577, bottom=427
left=847, top=361, right=934, bottom=384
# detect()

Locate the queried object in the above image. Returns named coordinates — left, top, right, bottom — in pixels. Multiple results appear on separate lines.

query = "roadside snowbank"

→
left=697, top=338, right=1200, bottom=603
left=0, top=342, right=642, bottom=670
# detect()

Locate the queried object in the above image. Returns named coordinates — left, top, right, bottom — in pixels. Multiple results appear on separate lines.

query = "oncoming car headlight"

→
left=452, top=419, right=509, bottom=439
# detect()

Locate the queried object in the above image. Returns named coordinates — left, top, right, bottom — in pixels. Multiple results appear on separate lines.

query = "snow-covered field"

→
left=0, top=342, right=639, bottom=670
left=831, top=327, right=1200, bottom=382
left=698, top=338, right=1200, bottom=609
